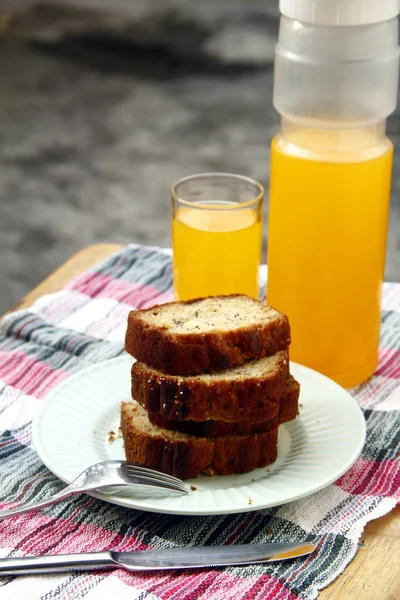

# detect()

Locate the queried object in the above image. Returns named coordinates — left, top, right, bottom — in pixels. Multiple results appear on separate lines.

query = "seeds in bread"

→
left=147, top=375, right=299, bottom=437
left=121, top=402, right=278, bottom=479
left=131, top=350, right=289, bottom=422
left=125, top=295, right=290, bottom=375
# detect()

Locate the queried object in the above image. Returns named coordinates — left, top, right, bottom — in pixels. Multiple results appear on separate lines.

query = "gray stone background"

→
left=1, top=0, right=399, bottom=313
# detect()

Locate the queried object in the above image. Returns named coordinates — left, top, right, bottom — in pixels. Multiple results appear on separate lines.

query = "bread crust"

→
left=124, top=296, right=291, bottom=375
left=147, top=375, right=299, bottom=436
left=131, top=351, right=289, bottom=422
left=121, top=402, right=278, bottom=479
left=148, top=409, right=279, bottom=437
left=279, top=377, right=300, bottom=424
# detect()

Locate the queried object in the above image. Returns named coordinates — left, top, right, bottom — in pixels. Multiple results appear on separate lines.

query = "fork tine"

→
left=119, top=472, right=187, bottom=494
left=122, top=463, right=186, bottom=487
left=123, top=462, right=182, bottom=481
left=130, top=474, right=187, bottom=494
left=125, top=474, right=188, bottom=494
left=121, top=464, right=187, bottom=493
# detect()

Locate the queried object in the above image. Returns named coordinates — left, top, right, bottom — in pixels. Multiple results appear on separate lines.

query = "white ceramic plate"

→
left=32, top=355, right=366, bottom=515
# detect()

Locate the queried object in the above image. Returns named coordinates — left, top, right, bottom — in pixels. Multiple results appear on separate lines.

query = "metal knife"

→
left=0, top=543, right=315, bottom=576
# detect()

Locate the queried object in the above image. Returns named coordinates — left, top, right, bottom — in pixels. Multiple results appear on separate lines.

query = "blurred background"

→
left=1, top=0, right=400, bottom=313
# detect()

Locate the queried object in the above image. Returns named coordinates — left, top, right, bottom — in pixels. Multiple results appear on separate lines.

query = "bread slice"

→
left=148, top=406, right=279, bottom=437
left=131, top=350, right=289, bottom=422
left=147, top=375, right=299, bottom=437
left=279, top=377, right=300, bottom=425
left=121, top=402, right=278, bottom=479
left=125, top=295, right=290, bottom=375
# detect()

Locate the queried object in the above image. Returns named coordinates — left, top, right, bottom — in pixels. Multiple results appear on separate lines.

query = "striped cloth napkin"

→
left=0, top=244, right=399, bottom=600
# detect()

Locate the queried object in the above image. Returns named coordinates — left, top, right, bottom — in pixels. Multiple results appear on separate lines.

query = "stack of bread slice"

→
left=121, top=295, right=299, bottom=479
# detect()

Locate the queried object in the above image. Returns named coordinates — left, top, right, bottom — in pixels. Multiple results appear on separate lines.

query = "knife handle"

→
left=0, top=552, right=115, bottom=576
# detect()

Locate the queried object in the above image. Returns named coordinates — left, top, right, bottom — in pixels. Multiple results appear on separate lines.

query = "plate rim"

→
left=32, top=355, right=366, bottom=516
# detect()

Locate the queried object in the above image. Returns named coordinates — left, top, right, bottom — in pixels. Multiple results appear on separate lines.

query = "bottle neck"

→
left=278, top=118, right=391, bottom=161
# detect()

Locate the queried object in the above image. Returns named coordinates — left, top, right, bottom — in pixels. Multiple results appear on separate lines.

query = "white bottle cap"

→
left=280, top=0, right=400, bottom=25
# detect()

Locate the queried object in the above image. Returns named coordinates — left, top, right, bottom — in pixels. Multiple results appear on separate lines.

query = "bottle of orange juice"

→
left=267, top=0, right=400, bottom=387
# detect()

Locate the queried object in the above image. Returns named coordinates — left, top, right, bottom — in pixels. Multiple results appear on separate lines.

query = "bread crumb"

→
left=92, top=430, right=96, bottom=435
left=251, top=478, right=255, bottom=482
left=248, top=497, right=253, bottom=505
left=108, top=428, right=122, bottom=443
left=203, top=467, right=215, bottom=477
left=190, top=485, right=197, bottom=491
left=266, top=469, right=270, bottom=473
left=299, top=403, right=303, bottom=407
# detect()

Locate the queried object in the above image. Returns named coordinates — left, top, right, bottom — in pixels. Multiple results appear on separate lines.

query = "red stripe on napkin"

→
left=67, top=272, right=172, bottom=308
left=336, top=457, right=400, bottom=499
left=376, top=348, right=400, bottom=379
left=116, top=568, right=298, bottom=600
left=0, top=350, right=68, bottom=399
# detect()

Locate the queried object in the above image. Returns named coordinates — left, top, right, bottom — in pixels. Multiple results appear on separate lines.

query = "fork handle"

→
left=0, top=490, right=74, bottom=520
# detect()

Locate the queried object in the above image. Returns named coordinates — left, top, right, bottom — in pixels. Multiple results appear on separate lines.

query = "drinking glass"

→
left=171, top=173, right=264, bottom=301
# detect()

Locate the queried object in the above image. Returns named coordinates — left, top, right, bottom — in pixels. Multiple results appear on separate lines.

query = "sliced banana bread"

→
left=279, top=377, right=300, bottom=424
left=148, top=407, right=279, bottom=437
left=131, top=350, right=289, bottom=422
left=125, top=295, right=290, bottom=375
left=147, top=375, right=299, bottom=437
left=121, top=402, right=279, bottom=479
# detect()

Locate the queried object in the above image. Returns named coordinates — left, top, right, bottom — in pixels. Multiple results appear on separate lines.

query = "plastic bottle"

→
left=267, top=0, right=400, bottom=387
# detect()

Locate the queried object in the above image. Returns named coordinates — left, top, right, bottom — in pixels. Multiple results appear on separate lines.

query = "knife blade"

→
left=0, top=543, right=315, bottom=576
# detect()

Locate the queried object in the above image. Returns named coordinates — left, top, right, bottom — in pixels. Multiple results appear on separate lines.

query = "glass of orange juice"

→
left=171, top=173, right=264, bottom=301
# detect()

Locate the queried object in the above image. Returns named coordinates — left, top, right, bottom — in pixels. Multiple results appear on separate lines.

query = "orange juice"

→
left=267, top=133, right=393, bottom=387
left=172, top=203, right=262, bottom=301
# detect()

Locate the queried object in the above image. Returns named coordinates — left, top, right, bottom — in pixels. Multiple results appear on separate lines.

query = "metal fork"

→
left=0, top=460, right=187, bottom=520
